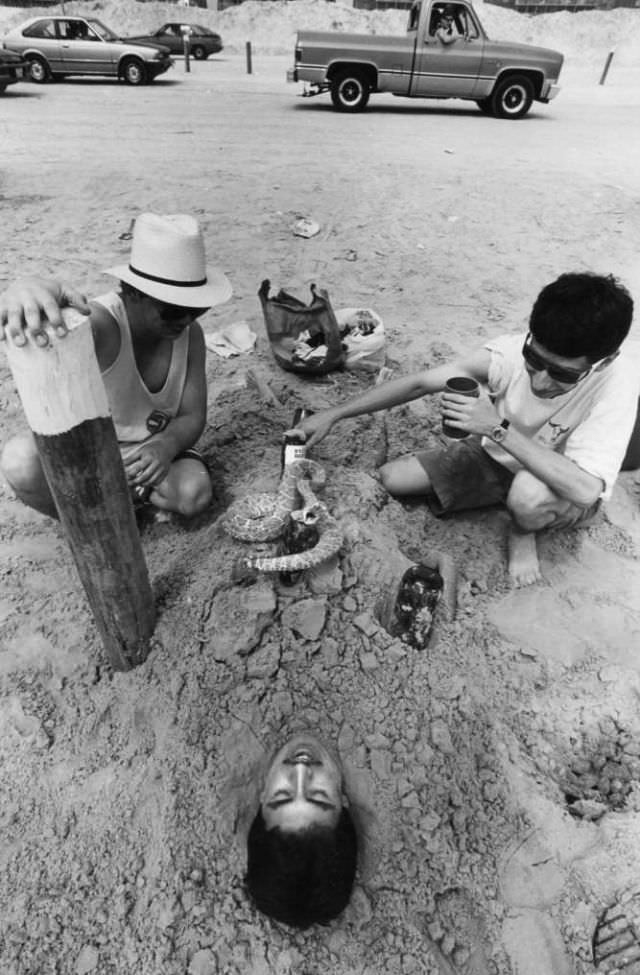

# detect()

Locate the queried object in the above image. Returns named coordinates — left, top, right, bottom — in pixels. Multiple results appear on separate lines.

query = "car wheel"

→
left=121, top=58, right=147, bottom=86
left=476, top=97, right=492, bottom=115
left=489, top=74, right=534, bottom=119
left=191, top=44, right=207, bottom=60
left=26, top=55, right=50, bottom=84
left=330, top=71, right=370, bottom=113
left=0, top=83, right=7, bottom=95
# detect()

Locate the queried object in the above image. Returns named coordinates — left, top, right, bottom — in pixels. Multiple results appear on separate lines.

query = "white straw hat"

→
left=105, top=212, right=232, bottom=308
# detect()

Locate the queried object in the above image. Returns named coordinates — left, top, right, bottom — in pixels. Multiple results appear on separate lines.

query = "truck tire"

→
left=330, top=71, right=370, bottom=112
left=489, top=74, right=534, bottom=119
left=26, top=55, right=51, bottom=84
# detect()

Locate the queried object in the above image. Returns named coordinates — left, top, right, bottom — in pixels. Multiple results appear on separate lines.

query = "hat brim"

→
left=104, top=263, right=232, bottom=309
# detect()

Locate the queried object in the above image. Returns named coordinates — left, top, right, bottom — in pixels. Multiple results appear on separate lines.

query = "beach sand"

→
left=1, top=4, right=640, bottom=973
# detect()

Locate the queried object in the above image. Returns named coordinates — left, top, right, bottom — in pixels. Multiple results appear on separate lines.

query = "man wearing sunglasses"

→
left=289, top=272, right=638, bottom=586
left=0, top=212, right=232, bottom=520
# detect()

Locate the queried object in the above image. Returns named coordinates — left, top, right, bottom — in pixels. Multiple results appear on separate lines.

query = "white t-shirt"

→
left=481, top=333, right=640, bottom=501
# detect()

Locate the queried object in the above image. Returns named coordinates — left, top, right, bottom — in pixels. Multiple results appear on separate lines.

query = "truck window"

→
left=407, top=1, right=420, bottom=32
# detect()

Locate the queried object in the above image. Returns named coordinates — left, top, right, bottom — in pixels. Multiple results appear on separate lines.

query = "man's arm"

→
left=123, top=323, right=207, bottom=487
left=441, top=392, right=604, bottom=507
left=0, top=278, right=90, bottom=346
left=295, top=347, right=491, bottom=447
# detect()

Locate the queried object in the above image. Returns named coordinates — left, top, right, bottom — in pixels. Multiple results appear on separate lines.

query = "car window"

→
left=86, top=20, right=118, bottom=42
left=58, top=20, right=90, bottom=41
left=407, top=2, right=420, bottom=32
left=23, top=19, right=56, bottom=39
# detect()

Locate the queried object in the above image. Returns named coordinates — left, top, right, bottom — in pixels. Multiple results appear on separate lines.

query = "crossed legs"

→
left=1, top=431, right=212, bottom=520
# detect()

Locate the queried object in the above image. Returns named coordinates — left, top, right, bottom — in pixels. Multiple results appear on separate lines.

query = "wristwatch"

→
left=491, top=419, right=510, bottom=443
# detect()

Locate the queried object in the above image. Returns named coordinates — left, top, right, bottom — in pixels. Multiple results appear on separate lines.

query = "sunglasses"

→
left=522, top=335, right=591, bottom=385
left=156, top=300, right=209, bottom=323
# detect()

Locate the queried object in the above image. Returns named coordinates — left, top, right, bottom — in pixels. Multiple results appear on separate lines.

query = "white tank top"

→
left=95, top=291, right=190, bottom=447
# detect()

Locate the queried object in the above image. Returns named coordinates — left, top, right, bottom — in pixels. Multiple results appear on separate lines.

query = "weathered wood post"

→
left=4, top=310, right=156, bottom=671
left=599, top=49, right=615, bottom=86
left=182, top=25, right=191, bottom=73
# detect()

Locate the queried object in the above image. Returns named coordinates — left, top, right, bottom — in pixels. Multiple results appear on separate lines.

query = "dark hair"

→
left=529, top=272, right=633, bottom=362
left=245, top=808, right=358, bottom=928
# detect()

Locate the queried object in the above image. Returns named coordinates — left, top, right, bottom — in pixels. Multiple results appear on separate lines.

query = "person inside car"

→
left=433, top=4, right=465, bottom=44
left=0, top=212, right=231, bottom=520
left=286, top=272, right=639, bottom=588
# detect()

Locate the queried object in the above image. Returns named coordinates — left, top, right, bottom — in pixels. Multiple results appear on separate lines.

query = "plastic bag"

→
left=259, top=279, right=345, bottom=375
left=336, top=307, right=386, bottom=372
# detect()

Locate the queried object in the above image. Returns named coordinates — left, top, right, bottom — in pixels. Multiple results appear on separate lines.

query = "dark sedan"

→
left=125, top=23, right=222, bottom=60
left=0, top=48, right=25, bottom=92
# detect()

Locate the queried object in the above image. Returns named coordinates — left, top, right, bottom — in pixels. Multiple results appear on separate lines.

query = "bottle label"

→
left=282, top=442, right=306, bottom=468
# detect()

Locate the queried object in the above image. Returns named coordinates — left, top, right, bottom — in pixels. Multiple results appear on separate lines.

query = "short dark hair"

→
left=529, top=272, right=633, bottom=362
left=245, top=807, right=358, bottom=928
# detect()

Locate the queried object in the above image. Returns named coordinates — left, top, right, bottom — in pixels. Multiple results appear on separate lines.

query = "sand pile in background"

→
left=1, top=0, right=639, bottom=66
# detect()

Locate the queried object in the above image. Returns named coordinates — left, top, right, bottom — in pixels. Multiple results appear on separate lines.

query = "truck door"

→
left=410, top=3, right=484, bottom=98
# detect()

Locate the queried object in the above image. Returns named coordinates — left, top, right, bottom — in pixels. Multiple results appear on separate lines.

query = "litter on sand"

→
left=293, top=217, right=321, bottom=239
left=204, top=320, right=257, bottom=358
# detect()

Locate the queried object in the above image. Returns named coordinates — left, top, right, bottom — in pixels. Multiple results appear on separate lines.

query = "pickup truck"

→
left=287, top=0, right=563, bottom=119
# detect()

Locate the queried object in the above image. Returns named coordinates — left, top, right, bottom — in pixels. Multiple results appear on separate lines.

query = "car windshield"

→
left=86, top=19, right=119, bottom=42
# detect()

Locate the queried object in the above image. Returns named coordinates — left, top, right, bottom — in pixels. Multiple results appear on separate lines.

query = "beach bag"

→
left=258, top=279, right=345, bottom=376
left=336, top=307, right=386, bottom=372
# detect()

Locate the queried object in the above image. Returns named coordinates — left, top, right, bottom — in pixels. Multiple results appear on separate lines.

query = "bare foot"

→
left=507, top=528, right=541, bottom=587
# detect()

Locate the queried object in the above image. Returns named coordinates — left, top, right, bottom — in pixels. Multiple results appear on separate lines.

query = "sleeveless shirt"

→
left=94, top=291, right=190, bottom=450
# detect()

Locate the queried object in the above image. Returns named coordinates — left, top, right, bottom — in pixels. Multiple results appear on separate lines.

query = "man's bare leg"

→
left=507, top=526, right=541, bottom=587
left=1, top=432, right=58, bottom=519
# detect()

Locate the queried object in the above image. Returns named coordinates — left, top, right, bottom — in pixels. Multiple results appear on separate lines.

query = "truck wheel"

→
left=489, top=74, right=533, bottom=119
left=330, top=72, right=370, bottom=112
left=26, top=55, right=51, bottom=84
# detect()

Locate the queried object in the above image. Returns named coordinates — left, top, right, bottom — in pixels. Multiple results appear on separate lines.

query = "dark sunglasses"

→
left=157, top=301, right=209, bottom=323
left=522, top=335, right=591, bottom=385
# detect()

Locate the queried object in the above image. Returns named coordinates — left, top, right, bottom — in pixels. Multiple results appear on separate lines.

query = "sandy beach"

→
left=2, top=3, right=640, bottom=973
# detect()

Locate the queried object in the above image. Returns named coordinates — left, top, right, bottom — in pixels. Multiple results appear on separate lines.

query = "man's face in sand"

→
left=260, top=733, right=344, bottom=832
left=523, top=334, right=593, bottom=399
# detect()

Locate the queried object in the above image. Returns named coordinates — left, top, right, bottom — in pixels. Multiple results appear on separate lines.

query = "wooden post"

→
left=246, top=41, right=252, bottom=75
left=4, top=310, right=156, bottom=671
left=599, top=50, right=614, bottom=86
left=183, top=27, right=191, bottom=73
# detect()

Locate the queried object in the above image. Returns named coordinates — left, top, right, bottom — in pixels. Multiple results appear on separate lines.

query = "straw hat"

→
left=105, top=213, right=232, bottom=308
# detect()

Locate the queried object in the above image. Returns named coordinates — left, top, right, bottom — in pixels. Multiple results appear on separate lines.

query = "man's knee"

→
left=1, top=435, right=41, bottom=491
left=174, top=471, right=212, bottom=517
left=506, top=470, right=556, bottom=531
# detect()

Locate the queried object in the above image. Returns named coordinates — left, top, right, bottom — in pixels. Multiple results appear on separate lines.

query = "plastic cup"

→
left=442, top=376, right=480, bottom=439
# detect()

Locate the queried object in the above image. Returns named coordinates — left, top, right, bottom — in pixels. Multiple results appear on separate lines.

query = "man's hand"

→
left=285, top=410, right=336, bottom=449
left=123, top=439, right=175, bottom=488
left=0, top=278, right=90, bottom=348
left=440, top=390, right=499, bottom=437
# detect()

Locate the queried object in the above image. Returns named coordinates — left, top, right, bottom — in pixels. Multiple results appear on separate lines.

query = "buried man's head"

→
left=245, top=733, right=358, bottom=928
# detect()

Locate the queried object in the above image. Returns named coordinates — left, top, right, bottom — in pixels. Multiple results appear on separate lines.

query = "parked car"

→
left=125, top=23, right=223, bottom=60
left=2, top=15, right=173, bottom=85
left=0, top=48, right=25, bottom=93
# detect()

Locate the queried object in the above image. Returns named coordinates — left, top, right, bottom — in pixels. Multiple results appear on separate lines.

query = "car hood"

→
left=120, top=38, right=172, bottom=54
left=0, top=49, right=24, bottom=63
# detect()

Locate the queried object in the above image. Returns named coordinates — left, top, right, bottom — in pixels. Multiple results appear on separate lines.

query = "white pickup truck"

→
left=287, top=0, right=563, bottom=118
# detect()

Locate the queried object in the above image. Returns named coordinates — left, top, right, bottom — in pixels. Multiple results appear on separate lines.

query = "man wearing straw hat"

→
left=0, top=212, right=231, bottom=520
